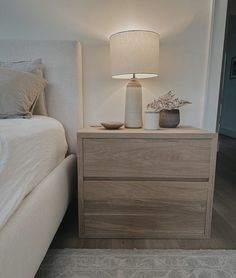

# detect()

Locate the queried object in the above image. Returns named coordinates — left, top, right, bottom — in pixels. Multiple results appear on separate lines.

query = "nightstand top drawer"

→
left=82, top=138, right=212, bottom=179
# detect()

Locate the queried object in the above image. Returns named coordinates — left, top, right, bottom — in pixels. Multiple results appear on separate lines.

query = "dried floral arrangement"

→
left=147, top=91, right=191, bottom=112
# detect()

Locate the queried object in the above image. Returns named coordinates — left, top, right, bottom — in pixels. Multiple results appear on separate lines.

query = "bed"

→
left=0, top=40, right=83, bottom=278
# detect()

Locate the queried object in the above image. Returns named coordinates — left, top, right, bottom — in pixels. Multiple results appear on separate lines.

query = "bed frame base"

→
left=0, top=154, right=76, bottom=278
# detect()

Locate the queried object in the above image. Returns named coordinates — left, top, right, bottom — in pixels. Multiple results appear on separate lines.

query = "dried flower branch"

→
left=147, top=91, right=191, bottom=112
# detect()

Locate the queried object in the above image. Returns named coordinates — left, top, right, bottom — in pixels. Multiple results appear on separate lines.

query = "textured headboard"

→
left=0, top=40, right=83, bottom=153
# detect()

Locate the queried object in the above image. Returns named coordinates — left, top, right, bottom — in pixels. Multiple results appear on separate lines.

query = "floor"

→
left=50, top=134, right=236, bottom=249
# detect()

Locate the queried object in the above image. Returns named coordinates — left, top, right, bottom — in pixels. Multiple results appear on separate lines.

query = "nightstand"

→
left=77, top=127, right=218, bottom=239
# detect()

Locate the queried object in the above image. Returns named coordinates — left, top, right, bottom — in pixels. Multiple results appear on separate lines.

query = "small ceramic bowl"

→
left=101, top=121, right=124, bottom=130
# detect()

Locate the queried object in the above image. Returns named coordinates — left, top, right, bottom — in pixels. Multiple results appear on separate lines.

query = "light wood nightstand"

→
left=77, top=127, right=218, bottom=239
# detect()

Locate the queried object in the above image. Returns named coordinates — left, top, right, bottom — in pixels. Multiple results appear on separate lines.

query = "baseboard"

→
left=219, top=127, right=236, bottom=138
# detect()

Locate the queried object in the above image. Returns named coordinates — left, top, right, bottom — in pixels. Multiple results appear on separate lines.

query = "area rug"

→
left=36, top=249, right=236, bottom=278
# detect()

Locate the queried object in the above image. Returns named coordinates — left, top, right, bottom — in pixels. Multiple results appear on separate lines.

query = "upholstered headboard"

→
left=0, top=40, right=83, bottom=153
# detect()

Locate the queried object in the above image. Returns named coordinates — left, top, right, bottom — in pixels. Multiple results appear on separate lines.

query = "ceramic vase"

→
left=159, top=109, right=180, bottom=128
left=144, top=111, right=160, bottom=130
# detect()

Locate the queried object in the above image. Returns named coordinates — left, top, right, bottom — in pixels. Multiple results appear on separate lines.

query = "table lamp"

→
left=109, top=30, right=160, bottom=128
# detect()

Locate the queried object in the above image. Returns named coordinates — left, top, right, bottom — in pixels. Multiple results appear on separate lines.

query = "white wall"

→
left=0, top=0, right=228, bottom=129
left=203, top=0, right=228, bottom=131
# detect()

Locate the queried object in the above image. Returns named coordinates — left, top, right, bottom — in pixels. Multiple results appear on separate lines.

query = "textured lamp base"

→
left=125, top=79, right=142, bottom=128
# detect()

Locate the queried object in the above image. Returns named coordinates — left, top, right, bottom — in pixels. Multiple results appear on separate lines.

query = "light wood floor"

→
left=50, top=134, right=236, bottom=249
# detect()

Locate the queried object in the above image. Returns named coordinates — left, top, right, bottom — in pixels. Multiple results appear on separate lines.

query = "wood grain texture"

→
left=83, top=139, right=211, bottom=179
left=77, top=136, right=84, bottom=236
left=84, top=214, right=206, bottom=239
left=78, top=126, right=214, bottom=137
left=50, top=135, right=236, bottom=248
left=77, top=127, right=218, bottom=239
left=84, top=181, right=208, bottom=215
left=83, top=181, right=208, bottom=238
left=205, top=134, right=218, bottom=236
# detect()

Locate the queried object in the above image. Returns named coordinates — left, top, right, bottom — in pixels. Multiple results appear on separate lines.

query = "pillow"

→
left=0, top=59, right=48, bottom=115
left=0, top=68, right=47, bottom=119
left=0, top=58, right=43, bottom=76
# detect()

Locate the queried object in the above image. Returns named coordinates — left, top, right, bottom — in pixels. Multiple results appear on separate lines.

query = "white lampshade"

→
left=110, top=30, right=160, bottom=79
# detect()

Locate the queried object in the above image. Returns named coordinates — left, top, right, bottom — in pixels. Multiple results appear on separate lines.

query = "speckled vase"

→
left=159, top=109, right=180, bottom=128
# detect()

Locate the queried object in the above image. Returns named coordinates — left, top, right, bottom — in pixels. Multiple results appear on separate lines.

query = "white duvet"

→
left=0, top=116, right=68, bottom=230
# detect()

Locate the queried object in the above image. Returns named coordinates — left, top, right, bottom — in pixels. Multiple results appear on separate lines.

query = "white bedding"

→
left=0, top=116, right=68, bottom=230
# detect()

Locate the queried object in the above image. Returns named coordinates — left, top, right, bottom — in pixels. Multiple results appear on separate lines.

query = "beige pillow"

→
left=0, top=68, right=47, bottom=118
left=0, top=59, right=48, bottom=116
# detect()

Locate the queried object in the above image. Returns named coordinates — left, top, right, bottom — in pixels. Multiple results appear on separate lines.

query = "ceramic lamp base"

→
left=125, top=78, right=142, bottom=128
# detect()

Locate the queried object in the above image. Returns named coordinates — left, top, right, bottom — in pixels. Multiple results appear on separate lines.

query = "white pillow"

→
left=0, top=59, right=48, bottom=116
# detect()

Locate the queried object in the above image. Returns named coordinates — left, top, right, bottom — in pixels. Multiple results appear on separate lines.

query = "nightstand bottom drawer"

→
left=81, top=180, right=208, bottom=238
left=83, top=214, right=206, bottom=238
